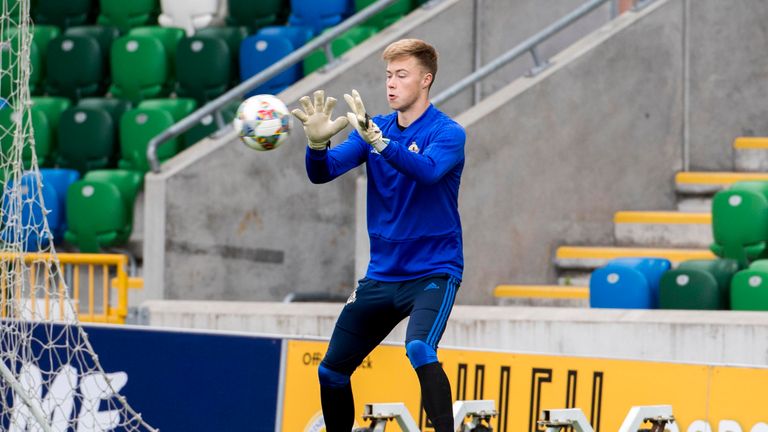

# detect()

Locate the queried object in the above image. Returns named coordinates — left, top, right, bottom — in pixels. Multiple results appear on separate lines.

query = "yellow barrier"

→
left=0, top=252, right=141, bottom=324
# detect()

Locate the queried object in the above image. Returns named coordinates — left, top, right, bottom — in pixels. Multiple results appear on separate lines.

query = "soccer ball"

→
left=234, top=94, right=292, bottom=151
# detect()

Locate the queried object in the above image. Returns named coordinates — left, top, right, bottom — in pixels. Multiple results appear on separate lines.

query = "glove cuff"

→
left=371, top=137, right=389, bottom=153
left=308, top=140, right=330, bottom=151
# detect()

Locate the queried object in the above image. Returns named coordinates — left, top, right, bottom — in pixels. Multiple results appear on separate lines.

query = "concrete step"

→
left=734, top=137, right=768, bottom=171
left=493, top=284, right=589, bottom=307
left=614, top=211, right=712, bottom=248
left=676, top=197, right=711, bottom=212
left=675, top=171, right=768, bottom=195
left=555, top=245, right=716, bottom=271
left=557, top=271, right=592, bottom=287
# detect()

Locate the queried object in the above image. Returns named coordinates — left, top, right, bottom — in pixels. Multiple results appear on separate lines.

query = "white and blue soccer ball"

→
left=234, top=94, right=292, bottom=151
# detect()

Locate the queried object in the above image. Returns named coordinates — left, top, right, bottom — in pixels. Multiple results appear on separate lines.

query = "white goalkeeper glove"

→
left=344, top=89, right=388, bottom=152
left=291, top=90, right=349, bottom=150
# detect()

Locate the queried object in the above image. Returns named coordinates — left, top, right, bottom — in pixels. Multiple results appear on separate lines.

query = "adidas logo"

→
left=424, top=282, right=440, bottom=291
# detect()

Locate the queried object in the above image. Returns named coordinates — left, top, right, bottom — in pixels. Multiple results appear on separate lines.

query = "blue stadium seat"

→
left=39, top=168, right=80, bottom=242
left=0, top=171, right=59, bottom=251
left=589, top=257, right=671, bottom=309
left=288, top=0, right=352, bottom=35
left=239, top=26, right=312, bottom=96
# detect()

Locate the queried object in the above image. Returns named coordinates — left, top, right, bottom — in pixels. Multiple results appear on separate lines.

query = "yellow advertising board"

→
left=281, top=340, right=768, bottom=432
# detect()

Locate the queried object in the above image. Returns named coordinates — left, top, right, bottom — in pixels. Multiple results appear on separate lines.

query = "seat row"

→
left=590, top=256, right=768, bottom=311
left=1, top=96, right=231, bottom=175
left=2, top=168, right=139, bottom=253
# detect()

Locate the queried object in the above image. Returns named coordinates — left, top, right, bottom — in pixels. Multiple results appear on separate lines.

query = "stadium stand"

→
left=175, top=35, right=232, bottom=104
left=109, top=34, right=170, bottom=102
left=226, top=0, right=289, bottom=32
left=118, top=106, right=179, bottom=172
left=158, top=0, right=227, bottom=36
left=287, top=0, right=353, bottom=36
left=34, top=0, right=95, bottom=29
left=0, top=171, right=58, bottom=251
left=65, top=178, right=130, bottom=252
left=97, top=0, right=159, bottom=33
left=731, top=259, right=768, bottom=311
left=710, top=181, right=768, bottom=268
left=239, top=26, right=312, bottom=96
left=303, top=25, right=377, bottom=75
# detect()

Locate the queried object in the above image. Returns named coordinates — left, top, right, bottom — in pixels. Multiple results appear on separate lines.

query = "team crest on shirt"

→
left=408, top=142, right=420, bottom=153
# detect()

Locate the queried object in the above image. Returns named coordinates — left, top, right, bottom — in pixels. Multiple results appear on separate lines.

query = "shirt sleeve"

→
left=305, top=131, right=370, bottom=184
left=378, top=122, right=466, bottom=185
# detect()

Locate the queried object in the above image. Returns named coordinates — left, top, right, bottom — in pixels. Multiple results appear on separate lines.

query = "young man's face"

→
left=385, top=55, right=431, bottom=112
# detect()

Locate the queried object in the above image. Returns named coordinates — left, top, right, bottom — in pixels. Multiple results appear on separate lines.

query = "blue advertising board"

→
left=1, top=321, right=283, bottom=432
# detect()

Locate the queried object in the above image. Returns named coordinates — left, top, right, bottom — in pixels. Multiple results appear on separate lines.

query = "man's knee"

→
left=406, top=340, right=438, bottom=369
left=318, top=364, right=351, bottom=388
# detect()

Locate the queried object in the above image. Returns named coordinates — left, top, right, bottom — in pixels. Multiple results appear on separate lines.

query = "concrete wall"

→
left=455, top=0, right=684, bottom=303
left=140, top=301, right=768, bottom=366
left=687, top=0, right=768, bottom=170
left=142, top=0, right=615, bottom=303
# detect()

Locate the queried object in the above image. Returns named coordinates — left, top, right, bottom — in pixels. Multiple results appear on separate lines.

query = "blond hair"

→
left=382, top=39, right=438, bottom=85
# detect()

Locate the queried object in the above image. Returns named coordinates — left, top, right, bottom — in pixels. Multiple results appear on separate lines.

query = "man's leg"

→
left=400, top=275, right=460, bottom=432
left=319, top=278, right=405, bottom=432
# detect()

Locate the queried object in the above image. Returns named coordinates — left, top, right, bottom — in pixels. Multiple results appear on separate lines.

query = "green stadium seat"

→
left=226, top=0, right=289, bottom=31
left=175, top=35, right=231, bottom=104
left=195, top=26, right=248, bottom=86
left=77, top=97, right=132, bottom=122
left=109, top=34, right=170, bottom=103
left=303, top=26, right=377, bottom=75
left=64, top=179, right=130, bottom=252
left=30, top=96, right=71, bottom=138
left=355, top=0, right=411, bottom=29
left=659, top=259, right=737, bottom=310
left=98, top=0, right=160, bottom=33
left=137, top=98, right=197, bottom=147
left=731, top=259, right=768, bottom=311
left=64, top=25, right=120, bottom=81
left=184, top=100, right=239, bottom=149
left=128, top=26, right=185, bottom=80
left=84, top=169, right=142, bottom=230
left=45, top=34, right=106, bottom=100
left=710, top=181, right=768, bottom=268
left=0, top=106, right=52, bottom=168
left=57, top=106, right=118, bottom=173
left=118, top=107, right=178, bottom=172
left=1, top=31, right=42, bottom=97
left=34, top=0, right=94, bottom=29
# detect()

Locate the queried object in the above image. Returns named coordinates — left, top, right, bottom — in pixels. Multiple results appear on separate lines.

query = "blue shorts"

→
left=321, top=274, right=460, bottom=376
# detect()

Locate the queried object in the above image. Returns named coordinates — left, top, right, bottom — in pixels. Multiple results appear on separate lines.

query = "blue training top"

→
left=306, top=103, right=466, bottom=282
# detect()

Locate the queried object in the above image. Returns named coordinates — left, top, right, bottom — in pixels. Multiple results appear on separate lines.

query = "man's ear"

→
left=422, top=72, right=433, bottom=89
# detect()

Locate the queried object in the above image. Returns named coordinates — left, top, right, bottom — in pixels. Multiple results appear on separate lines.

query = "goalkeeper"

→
left=291, top=39, right=465, bottom=432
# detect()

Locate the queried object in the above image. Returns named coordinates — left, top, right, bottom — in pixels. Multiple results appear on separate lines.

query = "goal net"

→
left=0, top=1, right=155, bottom=431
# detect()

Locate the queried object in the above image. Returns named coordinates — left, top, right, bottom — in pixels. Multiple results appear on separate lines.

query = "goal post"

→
left=0, top=1, right=156, bottom=431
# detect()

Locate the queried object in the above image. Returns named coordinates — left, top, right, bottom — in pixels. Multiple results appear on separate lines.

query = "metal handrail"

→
left=432, top=0, right=652, bottom=106
left=147, top=0, right=399, bottom=173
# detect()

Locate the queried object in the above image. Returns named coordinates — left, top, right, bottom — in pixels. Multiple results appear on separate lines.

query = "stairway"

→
left=498, top=137, right=768, bottom=303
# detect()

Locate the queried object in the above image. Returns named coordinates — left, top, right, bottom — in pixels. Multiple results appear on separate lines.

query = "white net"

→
left=0, top=1, right=156, bottom=431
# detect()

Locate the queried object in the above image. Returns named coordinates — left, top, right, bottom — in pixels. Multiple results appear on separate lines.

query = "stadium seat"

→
left=45, top=34, right=106, bottom=100
left=77, top=97, right=131, bottom=122
left=118, top=107, right=179, bottom=172
left=226, top=0, right=288, bottom=31
left=730, top=259, right=768, bottom=311
left=589, top=257, right=671, bottom=309
left=659, top=259, right=737, bottom=310
left=128, top=26, right=185, bottom=80
left=303, top=26, right=377, bottom=75
left=1, top=31, right=42, bottom=97
left=239, top=26, right=311, bottom=96
left=288, top=0, right=352, bottom=35
left=30, top=97, right=71, bottom=159
left=98, top=0, right=160, bottom=33
left=84, top=169, right=142, bottom=229
left=158, top=0, right=227, bottom=36
left=710, top=181, right=768, bottom=268
left=39, top=167, right=80, bottom=241
left=34, top=0, right=94, bottom=29
left=184, top=100, right=239, bottom=148
left=64, top=179, right=130, bottom=252
left=109, top=35, right=170, bottom=103
left=175, top=35, right=231, bottom=104
left=64, top=25, right=120, bottom=80
left=0, top=171, right=59, bottom=251
left=0, top=106, right=52, bottom=168
left=195, top=26, right=248, bottom=84
left=57, top=106, right=118, bottom=173
left=137, top=98, right=198, bottom=147
left=355, top=0, right=412, bottom=30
